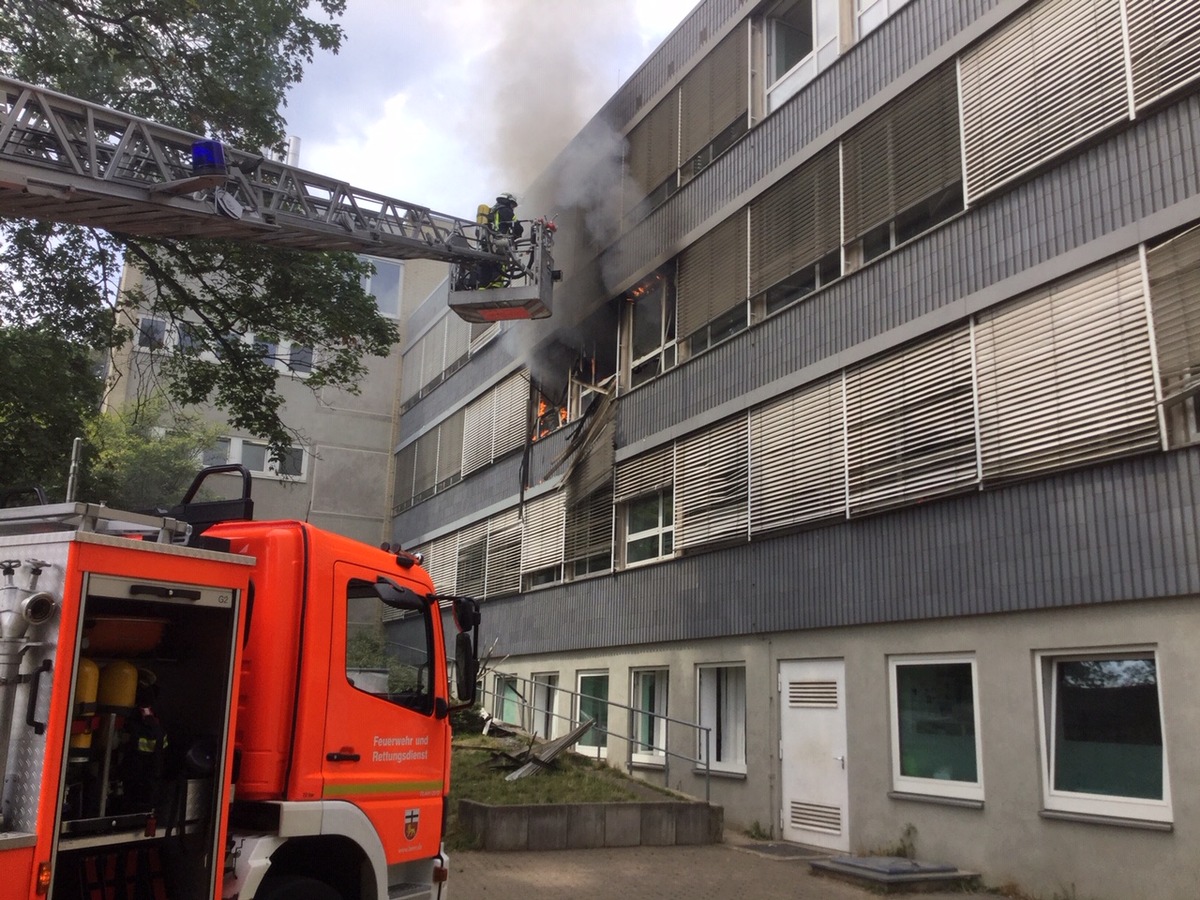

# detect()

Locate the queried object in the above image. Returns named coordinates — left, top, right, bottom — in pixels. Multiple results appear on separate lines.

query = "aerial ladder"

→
left=0, top=75, right=556, bottom=322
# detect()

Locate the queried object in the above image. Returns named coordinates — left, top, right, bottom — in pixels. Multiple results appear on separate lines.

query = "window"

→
left=889, top=656, right=983, bottom=802
left=345, top=577, right=432, bottom=714
left=1035, top=650, right=1171, bottom=823
left=623, top=269, right=676, bottom=390
left=494, top=674, right=522, bottom=725
left=363, top=257, right=403, bottom=318
left=207, top=436, right=307, bottom=480
left=624, top=490, right=674, bottom=566
left=136, top=316, right=167, bottom=349
left=530, top=673, right=559, bottom=739
left=857, top=0, right=910, bottom=37
left=632, top=669, right=669, bottom=766
left=576, top=671, right=609, bottom=756
left=288, top=344, right=314, bottom=375
left=698, top=665, right=746, bottom=773
left=677, top=214, right=748, bottom=358
left=764, top=0, right=839, bottom=112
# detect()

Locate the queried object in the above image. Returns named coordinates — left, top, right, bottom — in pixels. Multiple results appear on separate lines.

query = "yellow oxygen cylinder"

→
left=477, top=203, right=491, bottom=225
left=98, top=659, right=138, bottom=710
left=69, top=657, right=100, bottom=750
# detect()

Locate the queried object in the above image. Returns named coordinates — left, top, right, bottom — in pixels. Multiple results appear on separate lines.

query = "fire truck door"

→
left=322, top=563, right=445, bottom=863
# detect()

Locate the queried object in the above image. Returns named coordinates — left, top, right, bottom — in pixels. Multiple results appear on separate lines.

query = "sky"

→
left=282, top=1, right=699, bottom=220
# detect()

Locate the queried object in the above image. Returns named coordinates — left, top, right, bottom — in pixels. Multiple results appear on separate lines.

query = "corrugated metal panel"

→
left=680, top=26, right=748, bottom=163
left=843, top=64, right=960, bottom=239
left=960, top=0, right=1129, bottom=202
left=477, top=449, right=1200, bottom=655
left=677, top=211, right=748, bottom=339
left=520, top=491, right=566, bottom=573
left=675, top=414, right=749, bottom=550
left=846, top=328, right=977, bottom=512
left=1127, top=0, right=1200, bottom=110
left=750, top=376, right=846, bottom=531
left=619, top=93, right=1200, bottom=448
left=614, top=445, right=674, bottom=502
left=975, top=254, right=1159, bottom=482
left=750, top=145, right=841, bottom=296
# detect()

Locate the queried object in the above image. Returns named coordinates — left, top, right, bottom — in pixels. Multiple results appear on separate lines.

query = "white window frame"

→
left=136, top=315, right=167, bottom=349
left=529, top=672, right=559, bottom=740
left=206, top=436, right=308, bottom=481
left=697, top=664, right=746, bottom=774
left=493, top=674, right=522, bottom=726
left=622, top=490, right=674, bottom=568
left=362, top=255, right=404, bottom=319
left=888, top=654, right=984, bottom=802
left=1034, top=647, right=1172, bottom=823
left=575, top=670, right=610, bottom=759
left=764, top=0, right=840, bottom=112
left=631, top=668, right=669, bottom=767
left=622, top=273, right=676, bottom=392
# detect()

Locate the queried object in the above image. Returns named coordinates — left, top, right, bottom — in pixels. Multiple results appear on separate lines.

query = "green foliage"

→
left=0, top=326, right=103, bottom=501
left=745, top=820, right=773, bottom=840
left=0, top=0, right=401, bottom=463
left=82, top=399, right=221, bottom=510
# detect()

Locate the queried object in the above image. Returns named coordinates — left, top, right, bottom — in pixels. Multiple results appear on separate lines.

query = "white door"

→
left=779, top=658, right=849, bottom=851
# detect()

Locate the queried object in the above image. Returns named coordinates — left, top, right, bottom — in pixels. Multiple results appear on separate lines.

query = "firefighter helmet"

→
left=496, top=192, right=517, bottom=206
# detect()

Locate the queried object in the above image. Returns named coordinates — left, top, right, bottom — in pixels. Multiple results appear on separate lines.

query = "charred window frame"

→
left=621, top=267, right=677, bottom=391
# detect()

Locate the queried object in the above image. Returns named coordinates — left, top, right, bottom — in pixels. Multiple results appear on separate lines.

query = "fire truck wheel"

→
left=255, top=874, right=343, bottom=900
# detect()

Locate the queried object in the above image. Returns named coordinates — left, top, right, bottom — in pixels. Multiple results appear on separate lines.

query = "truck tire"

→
left=254, top=874, right=343, bottom=900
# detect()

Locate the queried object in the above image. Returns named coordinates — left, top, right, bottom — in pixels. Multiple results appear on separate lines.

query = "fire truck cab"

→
left=0, top=467, right=479, bottom=900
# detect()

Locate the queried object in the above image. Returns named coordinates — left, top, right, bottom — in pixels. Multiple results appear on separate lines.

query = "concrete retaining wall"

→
left=458, top=800, right=724, bottom=851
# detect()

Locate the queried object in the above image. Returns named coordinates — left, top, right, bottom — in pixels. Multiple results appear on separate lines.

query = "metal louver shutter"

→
left=445, top=314, right=471, bottom=371
left=567, top=412, right=616, bottom=503
left=393, top=442, right=417, bottom=507
left=436, top=408, right=465, bottom=487
left=844, top=64, right=960, bottom=239
left=751, top=145, right=840, bottom=296
left=520, top=492, right=566, bottom=573
left=750, top=377, right=846, bottom=532
left=677, top=212, right=748, bottom=340
left=960, top=0, right=1129, bottom=202
left=400, top=342, right=422, bottom=402
left=1127, top=0, right=1200, bottom=109
left=485, top=510, right=522, bottom=598
left=419, top=318, right=446, bottom=390
left=975, top=254, right=1159, bottom=482
left=680, top=28, right=748, bottom=163
left=412, top=429, right=439, bottom=499
left=626, top=94, right=679, bottom=198
left=425, top=533, right=458, bottom=595
left=564, top=486, right=614, bottom=565
left=1147, top=224, right=1200, bottom=399
left=676, top=415, right=749, bottom=551
left=845, top=328, right=977, bottom=514
left=492, top=372, right=531, bottom=459
left=456, top=521, right=487, bottom=598
left=614, top=445, right=674, bottom=503
left=461, top=390, right=494, bottom=476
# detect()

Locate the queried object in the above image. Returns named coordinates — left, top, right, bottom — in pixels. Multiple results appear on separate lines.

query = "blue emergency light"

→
left=191, top=139, right=228, bottom=177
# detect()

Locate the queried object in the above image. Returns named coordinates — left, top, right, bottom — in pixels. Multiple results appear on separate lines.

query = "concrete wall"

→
left=491, top=597, right=1200, bottom=899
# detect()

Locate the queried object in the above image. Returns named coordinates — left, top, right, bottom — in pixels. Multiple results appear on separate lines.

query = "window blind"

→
left=485, top=510, right=523, bottom=598
left=564, top=486, right=614, bottom=565
left=455, top=521, right=488, bottom=598
left=1147, top=224, right=1200, bottom=399
left=750, top=376, right=846, bottom=532
left=625, top=93, right=679, bottom=201
left=960, top=0, right=1128, bottom=202
left=675, top=415, right=749, bottom=550
left=843, top=64, right=961, bottom=238
left=1127, top=0, right=1200, bottom=110
left=845, top=328, right=977, bottom=513
left=520, top=491, right=566, bottom=574
left=677, top=212, right=748, bottom=339
left=680, top=27, right=748, bottom=163
left=614, top=445, right=674, bottom=503
left=975, top=254, right=1159, bottom=482
left=750, top=145, right=841, bottom=296
left=436, top=408, right=465, bottom=487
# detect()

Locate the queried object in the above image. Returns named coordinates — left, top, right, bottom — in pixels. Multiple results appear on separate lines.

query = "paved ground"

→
left=449, top=833, right=974, bottom=900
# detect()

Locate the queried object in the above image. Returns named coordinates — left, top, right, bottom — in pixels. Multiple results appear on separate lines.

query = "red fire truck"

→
left=0, top=466, right=481, bottom=900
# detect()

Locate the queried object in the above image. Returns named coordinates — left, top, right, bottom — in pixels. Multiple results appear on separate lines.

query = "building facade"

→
left=108, top=252, right=437, bottom=547
left=391, top=0, right=1200, bottom=895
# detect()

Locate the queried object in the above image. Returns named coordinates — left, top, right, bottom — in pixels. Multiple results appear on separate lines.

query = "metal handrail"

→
left=476, top=670, right=713, bottom=804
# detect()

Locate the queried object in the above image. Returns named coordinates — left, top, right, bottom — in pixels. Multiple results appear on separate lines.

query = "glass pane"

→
left=275, top=447, right=304, bottom=477
left=202, top=438, right=230, bottom=468
left=631, top=290, right=664, bottom=360
left=368, top=259, right=403, bottom=318
left=578, top=674, right=609, bottom=747
left=1053, top=658, right=1162, bottom=799
left=241, top=442, right=268, bottom=473
left=288, top=345, right=314, bottom=374
left=137, top=317, right=166, bottom=349
left=627, top=535, right=661, bottom=563
left=346, top=579, right=432, bottom=713
left=628, top=496, right=662, bottom=533
left=773, top=1, right=814, bottom=80
left=896, top=663, right=978, bottom=782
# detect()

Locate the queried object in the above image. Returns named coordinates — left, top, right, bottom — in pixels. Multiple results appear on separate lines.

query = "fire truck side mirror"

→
left=454, top=632, right=478, bottom=705
left=451, top=596, right=480, bottom=631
